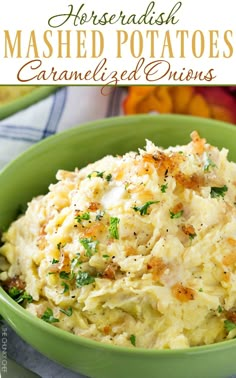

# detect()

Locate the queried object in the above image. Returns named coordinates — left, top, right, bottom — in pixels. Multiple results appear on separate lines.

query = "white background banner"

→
left=0, top=0, right=235, bottom=86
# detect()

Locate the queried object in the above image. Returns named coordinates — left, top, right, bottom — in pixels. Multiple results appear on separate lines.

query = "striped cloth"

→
left=0, top=86, right=126, bottom=169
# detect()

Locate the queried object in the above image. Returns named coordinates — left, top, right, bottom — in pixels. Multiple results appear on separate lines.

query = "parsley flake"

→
left=61, top=282, right=69, bottom=293
left=88, top=171, right=104, bottom=179
left=160, top=184, right=168, bottom=193
left=60, top=307, right=73, bottom=317
left=109, top=217, right=120, bottom=239
left=218, top=305, right=223, bottom=313
left=75, top=212, right=90, bottom=223
left=8, top=287, right=21, bottom=298
left=41, top=308, right=59, bottom=323
left=105, top=174, right=112, bottom=182
left=133, top=201, right=159, bottom=216
left=80, top=238, right=98, bottom=257
left=59, top=271, right=71, bottom=280
left=76, top=272, right=95, bottom=288
left=130, top=334, right=136, bottom=346
left=103, top=254, right=110, bottom=259
left=204, top=154, right=217, bottom=172
left=96, top=210, right=105, bottom=221
left=71, top=256, right=82, bottom=271
left=169, top=210, right=184, bottom=219
left=224, top=320, right=236, bottom=332
left=8, top=287, right=33, bottom=304
left=189, top=233, right=197, bottom=240
left=51, top=258, right=59, bottom=264
left=210, top=185, right=228, bottom=198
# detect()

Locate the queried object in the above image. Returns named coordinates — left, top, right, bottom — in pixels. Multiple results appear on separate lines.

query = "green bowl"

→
left=0, top=86, right=60, bottom=120
left=0, top=114, right=236, bottom=378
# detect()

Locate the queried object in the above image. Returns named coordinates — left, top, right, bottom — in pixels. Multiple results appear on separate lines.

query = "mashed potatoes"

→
left=1, top=131, right=236, bottom=349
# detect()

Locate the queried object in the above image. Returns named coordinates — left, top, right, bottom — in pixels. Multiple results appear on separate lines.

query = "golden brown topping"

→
left=143, top=151, right=184, bottom=178
left=103, top=325, right=111, bottom=335
left=126, top=246, right=137, bottom=256
left=82, top=223, right=105, bottom=238
left=143, top=151, right=204, bottom=191
left=182, top=224, right=196, bottom=237
left=58, top=251, right=71, bottom=273
left=175, top=172, right=204, bottom=190
left=222, top=252, right=236, bottom=266
left=171, top=203, right=184, bottom=215
left=222, top=271, right=231, bottom=282
left=88, top=202, right=100, bottom=211
left=102, top=263, right=118, bottom=280
left=3, top=276, right=25, bottom=291
left=227, top=238, right=236, bottom=246
left=225, top=309, right=236, bottom=323
left=147, top=256, right=167, bottom=281
left=190, top=131, right=206, bottom=154
left=171, top=283, right=195, bottom=302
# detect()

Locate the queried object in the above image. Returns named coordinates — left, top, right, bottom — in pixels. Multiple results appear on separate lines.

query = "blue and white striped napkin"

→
left=0, top=86, right=125, bottom=169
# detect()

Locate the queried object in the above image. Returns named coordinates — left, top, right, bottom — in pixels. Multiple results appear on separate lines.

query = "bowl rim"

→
left=1, top=113, right=236, bottom=355
left=0, top=86, right=61, bottom=120
left=1, top=113, right=236, bottom=175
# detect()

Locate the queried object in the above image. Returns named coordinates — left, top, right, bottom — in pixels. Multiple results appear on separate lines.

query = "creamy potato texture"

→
left=1, top=131, right=236, bottom=349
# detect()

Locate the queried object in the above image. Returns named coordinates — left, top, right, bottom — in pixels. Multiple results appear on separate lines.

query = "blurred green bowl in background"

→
left=0, top=86, right=60, bottom=120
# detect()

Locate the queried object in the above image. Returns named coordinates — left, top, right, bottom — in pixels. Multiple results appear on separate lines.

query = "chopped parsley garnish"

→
left=103, top=254, right=110, bottom=259
left=8, top=287, right=21, bottom=298
left=133, top=201, right=159, bottom=216
left=204, top=154, right=217, bottom=172
left=75, top=212, right=90, bottom=223
left=88, top=171, right=112, bottom=182
left=80, top=238, right=98, bottom=257
left=76, top=272, right=95, bottom=288
left=160, top=184, right=168, bottom=193
left=57, top=242, right=66, bottom=250
left=71, top=256, right=82, bottom=271
left=169, top=210, right=184, bottom=219
left=105, top=174, right=112, bottom=182
left=41, top=308, right=59, bottom=323
left=61, top=281, right=69, bottom=293
left=198, top=288, right=203, bottom=292
left=96, top=210, right=105, bottom=221
left=59, top=271, right=71, bottom=280
left=51, top=258, right=59, bottom=264
left=189, top=233, right=197, bottom=240
left=109, top=217, right=120, bottom=239
left=8, top=287, right=33, bottom=304
left=88, top=171, right=104, bottom=179
left=218, top=305, right=223, bottom=313
left=224, top=320, right=236, bottom=332
left=60, top=307, right=73, bottom=317
left=130, top=334, right=136, bottom=346
left=210, top=185, right=228, bottom=198
left=19, top=292, right=33, bottom=303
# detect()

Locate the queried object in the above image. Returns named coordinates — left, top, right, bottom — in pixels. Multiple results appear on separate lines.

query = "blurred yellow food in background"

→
left=123, top=86, right=236, bottom=124
left=0, top=86, right=37, bottom=105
